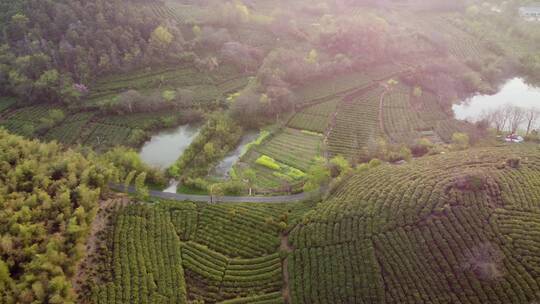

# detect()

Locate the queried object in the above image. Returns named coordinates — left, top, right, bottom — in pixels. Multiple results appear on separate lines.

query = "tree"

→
left=114, top=90, right=143, bottom=114
left=525, top=107, right=540, bottom=136
left=489, top=106, right=511, bottom=133
left=150, top=26, right=174, bottom=49
left=329, top=155, right=351, bottom=177
left=303, top=157, right=331, bottom=192
left=413, top=86, right=423, bottom=97
left=209, top=183, right=225, bottom=203
left=452, top=132, right=470, bottom=150
left=124, top=170, right=137, bottom=192
left=134, top=172, right=149, bottom=199
left=508, top=106, right=525, bottom=133
left=242, top=169, right=257, bottom=196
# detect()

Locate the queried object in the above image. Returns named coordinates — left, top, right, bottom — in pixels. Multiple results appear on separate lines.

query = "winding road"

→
left=111, top=184, right=310, bottom=203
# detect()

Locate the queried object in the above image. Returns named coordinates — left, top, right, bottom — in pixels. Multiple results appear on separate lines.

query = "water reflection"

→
left=453, top=78, right=540, bottom=124
left=212, top=130, right=260, bottom=179
left=139, top=124, right=200, bottom=169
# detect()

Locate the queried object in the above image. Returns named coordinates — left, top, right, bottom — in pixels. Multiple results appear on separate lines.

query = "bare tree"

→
left=491, top=106, right=510, bottom=133
left=525, top=107, right=540, bottom=136
left=508, top=106, right=525, bottom=133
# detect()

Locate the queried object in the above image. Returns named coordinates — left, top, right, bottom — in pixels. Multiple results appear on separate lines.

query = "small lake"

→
left=453, top=78, right=540, bottom=125
left=139, top=124, right=201, bottom=169
left=212, top=130, right=260, bottom=179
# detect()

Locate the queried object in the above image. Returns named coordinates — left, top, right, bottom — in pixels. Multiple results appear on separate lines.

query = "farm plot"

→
left=292, top=62, right=404, bottom=106
left=294, top=71, right=374, bottom=105
left=83, top=64, right=245, bottom=110
left=382, top=85, right=430, bottom=142
left=43, top=112, right=96, bottom=144
left=407, top=15, right=488, bottom=61
left=435, top=118, right=472, bottom=143
left=83, top=123, right=135, bottom=150
left=0, top=119, right=36, bottom=137
left=0, top=97, right=16, bottom=113
left=96, top=111, right=183, bottom=130
left=193, top=203, right=288, bottom=258
left=414, top=91, right=449, bottom=122
left=4, top=105, right=62, bottom=121
left=288, top=98, right=339, bottom=133
left=256, top=128, right=322, bottom=172
left=89, top=200, right=293, bottom=304
left=0, top=104, right=64, bottom=137
left=382, top=85, right=465, bottom=144
left=91, top=205, right=188, bottom=304
left=182, top=242, right=282, bottom=303
left=44, top=120, right=89, bottom=145
left=287, top=146, right=540, bottom=303
left=234, top=128, right=322, bottom=191
left=327, top=87, right=384, bottom=159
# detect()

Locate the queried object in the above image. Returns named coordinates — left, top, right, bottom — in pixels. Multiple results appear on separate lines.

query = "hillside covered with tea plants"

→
left=289, top=145, right=540, bottom=303
left=79, top=145, right=540, bottom=304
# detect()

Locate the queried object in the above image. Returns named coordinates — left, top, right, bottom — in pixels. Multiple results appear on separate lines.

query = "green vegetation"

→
left=91, top=205, right=188, bottom=303
left=3, top=0, right=540, bottom=303
left=256, top=155, right=281, bottom=170
left=235, top=128, right=322, bottom=191
left=82, top=145, right=540, bottom=304
left=382, top=84, right=469, bottom=144
left=288, top=99, right=339, bottom=133
left=328, top=86, right=384, bottom=160
left=85, top=200, right=311, bottom=303
left=169, top=114, right=243, bottom=181
left=289, top=146, right=540, bottom=303
left=0, top=130, right=120, bottom=303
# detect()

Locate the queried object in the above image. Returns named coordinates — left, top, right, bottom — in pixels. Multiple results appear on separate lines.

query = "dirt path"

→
left=280, top=233, right=294, bottom=304
left=72, top=195, right=130, bottom=298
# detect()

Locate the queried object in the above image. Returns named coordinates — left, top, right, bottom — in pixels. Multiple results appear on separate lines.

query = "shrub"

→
left=410, top=138, right=433, bottom=157
left=285, top=167, right=306, bottom=180
left=506, top=158, right=521, bottom=169
left=368, top=158, right=382, bottom=168
left=256, top=155, right=281, bottom=170
left=221, top=181, right=245, bottom=195
left=127, top=129, right=148, bottom=146
left=184, top=177, right=209, bottom=191
left=452, top=132, right=470, bottom=150
left=455, top=173, right=486, bottom=192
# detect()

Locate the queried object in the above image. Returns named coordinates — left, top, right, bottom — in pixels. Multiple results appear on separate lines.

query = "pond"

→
left=211, top=130, right=260, bottom=179
left=139, top=124, right=201, bottom=169
left=453, top=78, right=540, bottom=126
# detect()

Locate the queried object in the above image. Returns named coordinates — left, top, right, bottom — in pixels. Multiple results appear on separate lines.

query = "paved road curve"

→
left=111, top=184, right=310, bottom=203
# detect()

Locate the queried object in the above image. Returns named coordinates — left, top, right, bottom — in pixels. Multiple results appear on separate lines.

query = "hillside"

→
left=289, top=145, right=540, bottom=303
left=2, top=0, right=540, bottom=303
left=82, top=145, right=540, bottom=303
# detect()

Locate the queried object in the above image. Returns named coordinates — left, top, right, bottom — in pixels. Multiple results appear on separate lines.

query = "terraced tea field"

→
left=327, top=86, right=384, bottom=159
left=381, top=84, right=465, bottom=143
left=89, top=201, right=305, bottom=304
left=288, top=146, right=540, bottom=303
left=81, top=64, right=248, bottom=109
left=235, top=128, right=323, bottom=191
left=288, top=98, right=339, bottom=133
left=87, top=146, right=540, bottom=304
left=293, top=64, right=403, bottom=106
left=0, top=97, right=16, bottom=112
left=0, top=104, right=64, bottom=137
